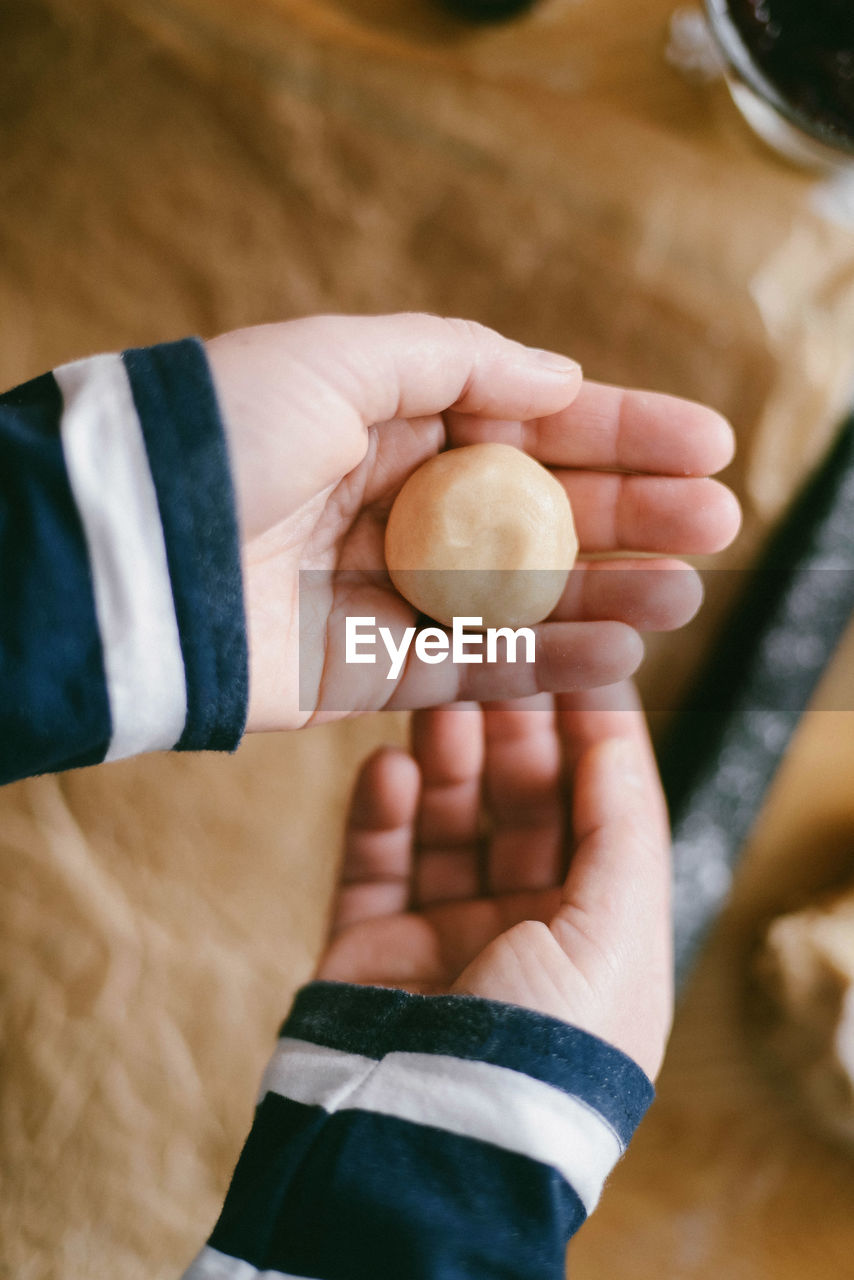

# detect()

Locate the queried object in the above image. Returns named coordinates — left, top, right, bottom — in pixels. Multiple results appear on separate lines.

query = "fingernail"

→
left=527, top=349, right=582, bottom=376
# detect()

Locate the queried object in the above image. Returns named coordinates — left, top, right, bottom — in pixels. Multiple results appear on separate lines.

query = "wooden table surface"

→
left=1, top=1, right=853, bottom=1276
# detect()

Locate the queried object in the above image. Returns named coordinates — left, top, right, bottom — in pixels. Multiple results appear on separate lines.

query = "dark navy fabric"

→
left=0, top=372, right=111, bottom=783
left=122, top=339, right=248, bottom=752
left=283, top=981, right=654, bottom=1144
left=0, top=340, right=248, bottom=785
left=202, top=983, right=654, bottom=1278
left=210, top=1095, right=582, bottom=1280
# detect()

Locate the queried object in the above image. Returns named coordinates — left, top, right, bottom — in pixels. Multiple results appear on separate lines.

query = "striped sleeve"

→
left=0, top=338, right=247, bottom=785
left=183, top=982, right=654, bottom=1280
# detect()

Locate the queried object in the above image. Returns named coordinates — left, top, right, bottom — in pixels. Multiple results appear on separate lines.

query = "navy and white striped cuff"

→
left=54, top=338, right=247, bottom=761
left=184, top=1251, right=311, bottom=1280
left=187, top=983, right=653, bottom=1280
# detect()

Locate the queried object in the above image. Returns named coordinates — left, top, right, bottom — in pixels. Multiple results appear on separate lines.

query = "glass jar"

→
left=704, top=0, right=854, bottom=172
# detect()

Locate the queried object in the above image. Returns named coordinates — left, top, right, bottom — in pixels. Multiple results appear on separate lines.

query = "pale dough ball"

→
left=753, top=883, right=854, bottom=1147
left=384, top=442, right=578, bottom=629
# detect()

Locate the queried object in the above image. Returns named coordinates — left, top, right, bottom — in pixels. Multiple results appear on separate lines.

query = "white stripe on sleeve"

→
left=54, top=354, right=187, bottom=761
left=262, top=1037, right=623, bottom=1214
left=183, top=1246, right=309, bottom=1280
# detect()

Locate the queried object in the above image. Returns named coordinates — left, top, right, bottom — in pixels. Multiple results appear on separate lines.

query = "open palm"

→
left=207, top=315, right=739, bottom=734
left=318, top=681, right=672, bottom=1080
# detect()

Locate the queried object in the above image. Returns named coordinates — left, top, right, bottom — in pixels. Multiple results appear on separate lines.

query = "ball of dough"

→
left=384, top=442, right=578, bottom=629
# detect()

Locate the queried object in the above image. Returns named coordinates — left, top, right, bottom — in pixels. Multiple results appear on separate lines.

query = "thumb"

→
left=549, top=735, right=674, bottom=1078
left=258, top=312, right=584, bottom=425
left=212, top=312, right=582, bottom=433
left=206, top=313, right=582, bottom=539
left=554, top=734, right=673, bottom=984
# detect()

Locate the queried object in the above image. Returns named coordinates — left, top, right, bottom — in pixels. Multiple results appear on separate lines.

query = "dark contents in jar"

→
left=726, top=0, right=854, bottom=145
left=437, top=0, right=536, bottom=19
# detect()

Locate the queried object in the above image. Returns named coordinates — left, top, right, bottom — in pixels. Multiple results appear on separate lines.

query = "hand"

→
left=317, top=682, right=672, bottom=1080
left=206, top=314, right=740, bottom=732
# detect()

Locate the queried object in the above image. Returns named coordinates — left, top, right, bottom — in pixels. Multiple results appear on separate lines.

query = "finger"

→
left=310, top=581, right=646, bottom=720
left=446, top=380, right=735, bottom=476
left=261, top=313, right=584, bottom=426
left=533, top=380, right=735, bottom=475
left=554, top=559, right=703, bottom=630
left=412, top=703, right=485, bottom=905
left=333, top=746, right=420, bottom=933
left=560, top=472, right=742, bottom=554
left=481, top=695, right=567, bottom=894
left=382, top=621, right=645, bottom=710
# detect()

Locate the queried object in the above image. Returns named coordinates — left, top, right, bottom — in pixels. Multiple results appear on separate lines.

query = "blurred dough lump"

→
left=754, top=880, right=854, bottom=1147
